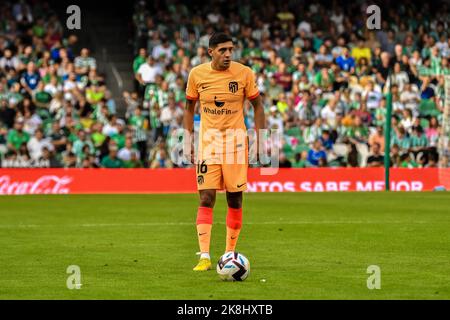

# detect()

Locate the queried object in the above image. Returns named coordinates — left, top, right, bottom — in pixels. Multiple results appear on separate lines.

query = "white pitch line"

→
left=0, top=220, right=440, bottom=229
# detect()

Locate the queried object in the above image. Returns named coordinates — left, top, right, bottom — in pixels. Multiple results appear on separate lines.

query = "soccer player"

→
left=183, top=33, right=266, bottom=271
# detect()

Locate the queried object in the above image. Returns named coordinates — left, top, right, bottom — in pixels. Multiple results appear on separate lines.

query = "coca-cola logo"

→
left=0, top=175, right=73, bottom=195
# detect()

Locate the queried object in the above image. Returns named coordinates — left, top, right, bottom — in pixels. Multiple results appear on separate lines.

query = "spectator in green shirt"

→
left=111, top=120, right=126, bottom=149
left=72, top=129, right=95, bottom=159
left=85, top=82, right=104, bottom=106
left=418, top=57, right=433, bottom=90
left=438, top=57, right=450, bottom=76
left=314, top=67, right=335, bottom=91
left=74, top=48, right=97, bottom=75
left=133, top=48, right=147, bottom=74
left=7, top=118, right=30, bottom=151
left=32, top=18, right=46, bottom=38
left=90, top=122, right=106, bottom=149
left=266, top=77, right=284, bottom=103
left=400, top=152, right=419, bottom=168
left=101, top=145, right=124, bottom=168
left=429, top=46, right=442, bottom=75
left=391, top=127, right=411, bottom=153
left=128, top=107, right=149, bottom=136
left=346, top=116, right=369, bottom=144
left=124, top=151, right=144, bottom=168
left=410, top=126, right=428, bottom=153
left=33, top=82, right=52, bottom=108
left=276, top=92, right=289, bottom=114
left=292, top=151, right=309, bottom=168
left=292, top=62, right=314, bottom=84
left=242, top=39, right=263, bottom=60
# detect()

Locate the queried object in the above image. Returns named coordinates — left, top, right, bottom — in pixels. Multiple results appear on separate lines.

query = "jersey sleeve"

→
left=186, top=69, right=199, bottom=101
left=245, top=67, right=259, bottom=100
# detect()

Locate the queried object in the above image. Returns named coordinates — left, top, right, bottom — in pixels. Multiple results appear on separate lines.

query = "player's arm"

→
left=245, top=67, right=265, bottom=133
left=249, top=95, right=265, bottom=164
left=184, top=69, right=198, bottom=134
left=183, top=98, right=196, bottom=134
left=183, top=98, right=196, bottom=164
left=249, top=94, right=265, bottom=133
left=184, top=70, right=199, bottom=164
left=245, top=67, right=265, bottom=162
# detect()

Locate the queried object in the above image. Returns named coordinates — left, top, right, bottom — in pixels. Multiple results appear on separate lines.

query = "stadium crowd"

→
left=131, top=0, right=449, bottom=169
left=0, top=0, right=449, bottom=169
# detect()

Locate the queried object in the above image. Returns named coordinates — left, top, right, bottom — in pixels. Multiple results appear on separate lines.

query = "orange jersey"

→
left=186, top=61, right=259, bottom=160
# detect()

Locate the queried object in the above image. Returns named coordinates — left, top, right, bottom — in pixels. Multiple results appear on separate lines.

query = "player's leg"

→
left=196, top=189, right=216, bottom=257
left=225, top=191, right=243, bottom=253
left=222, top=152, right=247, bottom=253
left=193, top=163, right=222, bottom=271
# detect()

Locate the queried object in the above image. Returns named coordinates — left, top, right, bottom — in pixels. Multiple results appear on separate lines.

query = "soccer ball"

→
left=216, top=252, right=250, bottom=281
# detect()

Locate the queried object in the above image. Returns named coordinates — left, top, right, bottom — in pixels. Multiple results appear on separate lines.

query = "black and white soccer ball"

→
left=217, top=252, right=250, bottom=281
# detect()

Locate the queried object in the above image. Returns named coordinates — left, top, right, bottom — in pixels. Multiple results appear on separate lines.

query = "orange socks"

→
left=196, top=207, right=213, bottom=255
left=226, top=207, right=242, bottom=252
left=196, top=206, right=243, bottom=255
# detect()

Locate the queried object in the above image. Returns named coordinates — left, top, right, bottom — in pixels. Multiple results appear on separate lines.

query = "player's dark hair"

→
left=208, top=32, right=233, bottom=48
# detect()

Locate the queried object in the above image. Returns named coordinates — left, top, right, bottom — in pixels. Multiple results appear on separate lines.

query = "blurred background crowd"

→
left=0, top=0, right=449, bottom=169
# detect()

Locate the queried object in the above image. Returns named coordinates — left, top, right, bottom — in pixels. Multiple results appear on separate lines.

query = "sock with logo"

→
left=196, top=206, right=213, bottom=257
left=225, top=207, right=242, bottom=252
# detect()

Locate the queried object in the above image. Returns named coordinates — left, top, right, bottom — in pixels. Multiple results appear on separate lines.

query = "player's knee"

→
left=199, top=191, right=215, bottom=208
left=226, top=192, right=242, bottom=209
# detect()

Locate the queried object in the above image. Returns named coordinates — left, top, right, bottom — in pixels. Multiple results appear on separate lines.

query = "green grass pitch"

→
left=0, top=192, right=449, bottom=299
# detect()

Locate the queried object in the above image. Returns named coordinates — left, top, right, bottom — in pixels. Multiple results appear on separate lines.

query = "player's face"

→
left=209, top=41, right=234, bottom=70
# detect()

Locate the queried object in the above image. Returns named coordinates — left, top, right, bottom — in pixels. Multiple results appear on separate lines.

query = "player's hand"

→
left=183, top=138, right=195, bottom=166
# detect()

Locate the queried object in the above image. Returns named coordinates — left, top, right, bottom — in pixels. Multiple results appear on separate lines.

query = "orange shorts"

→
left=196, top=152, right=248, bottom=192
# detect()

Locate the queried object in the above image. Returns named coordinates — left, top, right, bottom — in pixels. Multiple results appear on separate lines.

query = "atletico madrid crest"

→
left=228, top=81, right=238, bottom=93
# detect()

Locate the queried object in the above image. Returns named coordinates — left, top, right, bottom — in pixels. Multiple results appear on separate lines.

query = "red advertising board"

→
left=0, top=168, right=447, bottom=195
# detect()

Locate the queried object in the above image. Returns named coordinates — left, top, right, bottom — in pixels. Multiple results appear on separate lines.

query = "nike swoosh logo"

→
left=202, top=86, right=209, bottom=89
left=198, top=232, right=207, bottom=236
left=231, top=236, right=237, bottom=240
left=237, top=183, right=246, bottom=188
